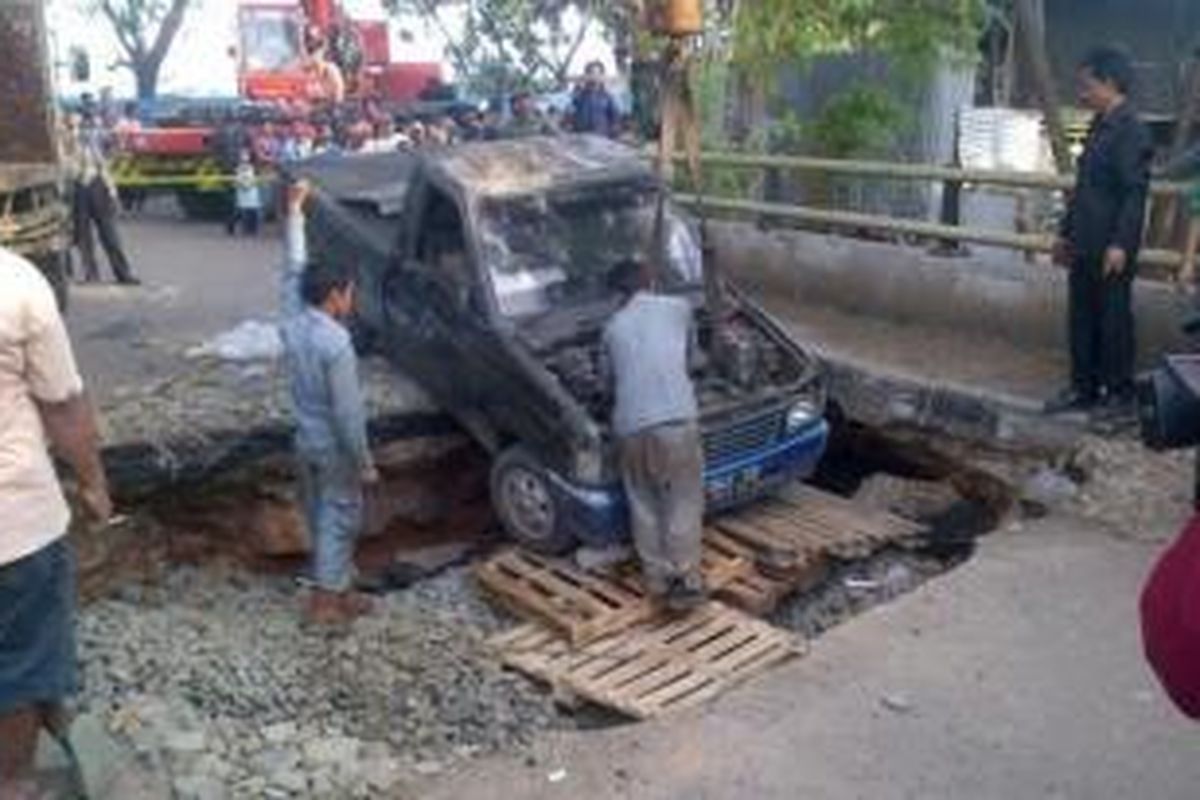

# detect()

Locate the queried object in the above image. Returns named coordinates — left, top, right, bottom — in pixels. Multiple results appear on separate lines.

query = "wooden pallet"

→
left=475, top=549, right=654, bottom=646
left=713, top=486, right=925, bottom=564
left=716, top=555, right=831, bottom=616
left=490, top=602, right=805, bottom=719
left=477, top=487, right=925, bottom=639
left=476, top=540, right=758, bottom=645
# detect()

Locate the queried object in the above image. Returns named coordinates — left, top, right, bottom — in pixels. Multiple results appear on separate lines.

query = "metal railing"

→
left=672, top=151, right=1189, bottom=270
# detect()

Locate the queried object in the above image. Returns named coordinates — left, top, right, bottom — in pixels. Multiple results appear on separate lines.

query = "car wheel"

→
left=490, top=447, right=575, bottom=555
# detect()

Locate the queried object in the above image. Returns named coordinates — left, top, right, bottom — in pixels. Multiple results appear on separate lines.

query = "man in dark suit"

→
left=1047, top=46, right=1151, bottom=420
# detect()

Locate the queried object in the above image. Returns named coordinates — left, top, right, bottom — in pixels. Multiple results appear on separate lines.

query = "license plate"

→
left=707, top=466, right=761, bottom=505
left=733, top=465, right=762, bottom=498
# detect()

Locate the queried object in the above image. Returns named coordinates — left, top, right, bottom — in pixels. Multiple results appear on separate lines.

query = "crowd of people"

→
left=71, top=61, right=630, bottom=243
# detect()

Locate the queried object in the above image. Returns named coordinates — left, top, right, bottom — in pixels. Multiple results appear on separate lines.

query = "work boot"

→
left=1091, top=391, right=1137, bottom=431
left=1044, top=387, right=1097, bottom=415
left=303, top=589, right=372, bottom=628
left=664, top=575, right=708, bottom=614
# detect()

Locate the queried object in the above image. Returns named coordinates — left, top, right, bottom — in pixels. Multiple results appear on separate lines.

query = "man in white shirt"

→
left=0, top=247, right=110, bottom=798
left=602, top=259, right=706, bottom=612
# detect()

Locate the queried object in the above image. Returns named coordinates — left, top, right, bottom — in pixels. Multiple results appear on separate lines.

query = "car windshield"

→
left=479, top=184, right=703, bottom=318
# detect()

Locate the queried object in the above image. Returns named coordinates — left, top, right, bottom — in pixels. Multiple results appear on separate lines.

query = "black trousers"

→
left=227, top=207, right=261, bottom=236
left=74, top=179, right=134, bottom=283
left=1068, top=255, right=1135, bottom=400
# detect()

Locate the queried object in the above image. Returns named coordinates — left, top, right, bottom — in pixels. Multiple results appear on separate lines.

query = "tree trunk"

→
left=134, top=61, right=160, bottom=101
left=1013, top=0, right=1071, bottom=174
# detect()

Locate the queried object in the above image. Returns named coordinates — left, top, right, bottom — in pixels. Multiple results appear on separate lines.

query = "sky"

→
left=45, top=0, right=612, bottom=99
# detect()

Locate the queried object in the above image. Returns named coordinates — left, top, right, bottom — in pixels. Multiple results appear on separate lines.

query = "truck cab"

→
left=299, top=136, right=829, bottom=553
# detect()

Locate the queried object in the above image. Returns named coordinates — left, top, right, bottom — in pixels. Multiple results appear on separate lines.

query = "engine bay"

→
left=540, top=309, right=807, bottom=421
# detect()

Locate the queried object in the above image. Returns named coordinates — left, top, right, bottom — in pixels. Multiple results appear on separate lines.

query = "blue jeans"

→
left=298, top=456, right=363, bottom=592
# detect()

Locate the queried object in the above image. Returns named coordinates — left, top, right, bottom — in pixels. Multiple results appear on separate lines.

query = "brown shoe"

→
left=304, top=589, right=372, bottom=628
left=339, top=591, right=374, bottom=617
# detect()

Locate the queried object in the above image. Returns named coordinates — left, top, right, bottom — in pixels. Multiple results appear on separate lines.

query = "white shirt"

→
left=0, top=248, right=84, bottom=565
left=603, top=292, right=698, bottom=437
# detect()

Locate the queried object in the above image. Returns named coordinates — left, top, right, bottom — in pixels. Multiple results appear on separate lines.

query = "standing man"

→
left=280, top=182, right=378, bottom=626
left=571, top=61, right=620, bottom=138
left=74, top=112, right=139, bottom=286
left=501, top=93, right=552, bottom=139
left=0, top=246, right=111, bottom=798
left=603, top=259, right=706, bottom=613
left=1047, top=46, right=1151, bottom=420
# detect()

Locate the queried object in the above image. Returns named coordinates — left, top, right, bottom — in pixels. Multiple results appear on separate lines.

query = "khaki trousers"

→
left=619, top=421, right=704, bottom=594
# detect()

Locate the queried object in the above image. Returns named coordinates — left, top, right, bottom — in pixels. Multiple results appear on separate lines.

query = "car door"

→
left=384, top=182, right=485, bottom=408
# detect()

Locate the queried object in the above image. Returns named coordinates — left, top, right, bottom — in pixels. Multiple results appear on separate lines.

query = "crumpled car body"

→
left=296, top=135, right=829, bottom=553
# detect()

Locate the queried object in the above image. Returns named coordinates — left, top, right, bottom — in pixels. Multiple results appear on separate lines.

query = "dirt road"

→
left=65, top=203, right=279, bottom=400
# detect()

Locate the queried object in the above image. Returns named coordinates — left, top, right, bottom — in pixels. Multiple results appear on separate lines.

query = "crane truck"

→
left=115, top=0, right=442, bottom=218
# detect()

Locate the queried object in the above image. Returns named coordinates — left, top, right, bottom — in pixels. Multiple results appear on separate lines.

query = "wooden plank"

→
left=475, top=549, right=655, bottom=646
left=492, top=603, right=804, bottom=719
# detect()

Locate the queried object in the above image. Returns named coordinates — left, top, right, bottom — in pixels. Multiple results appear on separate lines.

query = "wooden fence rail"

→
left=671, top=151, right=1187, bottom=269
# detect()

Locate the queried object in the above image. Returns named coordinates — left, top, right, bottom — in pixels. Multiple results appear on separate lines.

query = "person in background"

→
left=502, top=92, right=551, bottom=139
left=254, top=121, right=282, bottom=165
left=306, top=27, right=346, bottom=105
left=227, top=149, right=263, bottom=237
left=73, top=111, right=139, bottom=286
left=1046, top=46, right=1151, bottom=422
left=481, top=108, right=503, bottom=141
left=312, top=124, right=338, bottom=156
left=279, top=181, right=378, bottom=626
left=406, top=120, right=428, bottom=148
left=361, top=118, right=404, bottom=153
left=571, top=60, right=620, bottom=138
left=112, top=101, right=141, bottom=146
left=545, top=105, right=566, bottom=134
left=458, top=109, right=488, bottom=142
left=427, top=114, right=458, bottom=147
left=602, top=259, right=706, bottom=613
left=0, top=244, right=111, bottom=799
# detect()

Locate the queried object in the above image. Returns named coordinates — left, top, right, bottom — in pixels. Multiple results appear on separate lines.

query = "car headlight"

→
left=785, top=398, right=821, bottom=434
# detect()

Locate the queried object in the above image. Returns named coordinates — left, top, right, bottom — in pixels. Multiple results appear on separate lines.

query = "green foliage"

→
left=731, top=0, right=986, bottom=79
left=803, top=84, right=907, bottom=157
left=385, top=0, right=634, bottom=93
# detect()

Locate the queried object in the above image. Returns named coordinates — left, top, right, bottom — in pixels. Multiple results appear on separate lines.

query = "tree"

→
left=729, top=0, right=985, bottom=80
left=90, top=0, right=193, bottom=100
left=385, top=0, right=636, bottom=94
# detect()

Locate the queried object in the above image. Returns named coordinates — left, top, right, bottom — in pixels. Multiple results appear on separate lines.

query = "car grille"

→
left=703, top=411, right=784, bottom=467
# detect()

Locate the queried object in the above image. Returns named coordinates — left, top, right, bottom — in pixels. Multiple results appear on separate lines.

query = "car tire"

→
left=490, top=447, right=575, bottom=555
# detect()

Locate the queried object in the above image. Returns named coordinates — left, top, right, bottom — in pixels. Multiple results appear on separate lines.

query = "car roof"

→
left=426, top=135, right=653, bottom=199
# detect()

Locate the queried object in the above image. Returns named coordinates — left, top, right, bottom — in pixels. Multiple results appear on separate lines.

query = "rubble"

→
left=1065, top=434, right=1193, bottom=541
left=78, top=567, right=559, bottom=799
left=97, top=355, right=442, bottom=497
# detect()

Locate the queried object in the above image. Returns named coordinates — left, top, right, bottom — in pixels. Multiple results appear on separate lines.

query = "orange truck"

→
left=115, top=0, right=441, bottom=218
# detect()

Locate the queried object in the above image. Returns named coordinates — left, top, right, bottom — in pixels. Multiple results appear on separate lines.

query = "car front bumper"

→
left=547, top=419, right=831, bottom=549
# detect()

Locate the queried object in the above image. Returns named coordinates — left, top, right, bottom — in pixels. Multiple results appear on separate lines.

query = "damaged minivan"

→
left=296, top=136, right=829, bottom=554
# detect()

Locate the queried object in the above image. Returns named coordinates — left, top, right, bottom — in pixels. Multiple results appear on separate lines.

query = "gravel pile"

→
left=78, top=567, right=558, bottom=799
